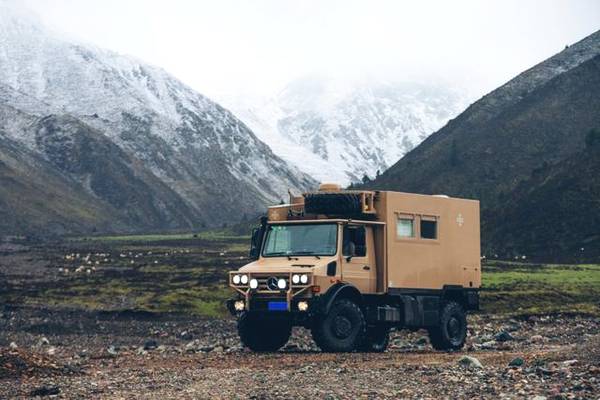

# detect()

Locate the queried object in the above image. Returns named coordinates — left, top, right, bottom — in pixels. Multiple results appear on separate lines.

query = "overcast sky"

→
left=22, top=0, right=600, bottom=100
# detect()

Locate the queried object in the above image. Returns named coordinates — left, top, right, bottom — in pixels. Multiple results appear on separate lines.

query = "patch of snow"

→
left=220, top=77, right=472, bottom=185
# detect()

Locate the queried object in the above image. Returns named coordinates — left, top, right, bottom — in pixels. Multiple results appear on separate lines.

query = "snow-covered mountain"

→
left=220, top=77, right=471, bottom=185
left=0, top=2, right=315, bottom=233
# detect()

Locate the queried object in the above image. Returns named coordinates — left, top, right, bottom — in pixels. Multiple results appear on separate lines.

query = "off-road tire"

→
left=311, top=299, right=366, bottom=352
left=358, top=325, right=390, bottom=353
left=237, top=312, right=291, bottom=352
left=304, top=193, right=362, bottom=216
left=428, top=301, right=467, bottom=351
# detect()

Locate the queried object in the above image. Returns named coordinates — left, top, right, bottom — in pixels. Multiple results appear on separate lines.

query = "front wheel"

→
left=237, top=312, right=291, bottom=352
left=428, top=301, right=467, bottom=351
left=311, top=299, right=366, bottom=352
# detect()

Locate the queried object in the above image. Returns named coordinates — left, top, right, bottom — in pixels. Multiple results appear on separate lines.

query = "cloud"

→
left=21, top=0, right=600, bottom=99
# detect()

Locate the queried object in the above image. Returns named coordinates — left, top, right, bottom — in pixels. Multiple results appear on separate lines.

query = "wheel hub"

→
left=448, top=317, right=460, bottom=337
left=333, top=315, right=352, bottom=338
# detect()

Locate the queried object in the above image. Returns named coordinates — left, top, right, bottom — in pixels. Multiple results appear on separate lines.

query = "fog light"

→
left=297, top=301, right=309, bottom=312
left=234, top=300, right=245, bottom=311
left=249, top=278, right=258, bottom=289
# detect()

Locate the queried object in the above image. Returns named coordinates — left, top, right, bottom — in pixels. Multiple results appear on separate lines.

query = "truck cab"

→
left=227, top=184, right=480, bottom=353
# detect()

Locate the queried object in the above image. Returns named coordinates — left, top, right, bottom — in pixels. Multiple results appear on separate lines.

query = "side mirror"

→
left=249, top=228, right=260, bottom=260
left=326, top=261, right=337, bottom=276
left=345, top=255, right=353, bottom=262
left=249, top=216, right=267, bottom=261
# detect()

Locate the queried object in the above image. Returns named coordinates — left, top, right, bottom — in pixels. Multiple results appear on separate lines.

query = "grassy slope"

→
left=5, top=232, right=249, bottom=318
left=5, top=231, right=599, bottom=318
left=483, top=146, right=600, bottom=262
left=482, top=261, right=600, bottom=315
left=0, top=137, right=121, bottom=235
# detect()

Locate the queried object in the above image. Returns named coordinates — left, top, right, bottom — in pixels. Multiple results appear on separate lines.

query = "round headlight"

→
left=277, top=278, right=287, bottom=289
left=292, top=274, right=300, bottom=284
left=240, top=275, right=248, bottom=284
left=249, top=278, right=258, bottom=289
left=300, top=274, right=309, bottom=284
left=232, top=275, right=241, bottom=284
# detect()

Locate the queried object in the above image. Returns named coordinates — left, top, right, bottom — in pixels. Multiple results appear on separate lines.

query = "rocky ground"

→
left=1, top=237, right=599, bottom=398
left=1, top=306, right=599, bottom=399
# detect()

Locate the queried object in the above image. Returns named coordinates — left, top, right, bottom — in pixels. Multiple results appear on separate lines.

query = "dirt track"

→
left=1, top=306, right=599, bottom=399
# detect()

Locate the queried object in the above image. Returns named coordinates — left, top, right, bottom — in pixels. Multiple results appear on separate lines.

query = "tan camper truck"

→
left=226, top=184, right=480, bottom=352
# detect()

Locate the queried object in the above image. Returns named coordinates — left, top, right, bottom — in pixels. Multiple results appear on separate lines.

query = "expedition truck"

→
left=226, top=184, right=480, bottom=352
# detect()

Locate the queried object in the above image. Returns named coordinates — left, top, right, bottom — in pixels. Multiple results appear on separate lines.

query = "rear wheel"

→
left=237, top=312, right=291, bottom=352
left=311, top=299, right=366, bottom=352
left=359, top=325, right=390, bottom=352
left=428, top=301, right=467, bottom=351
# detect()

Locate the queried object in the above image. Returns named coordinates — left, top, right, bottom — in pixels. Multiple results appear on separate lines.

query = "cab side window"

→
left=343, top=225, right=366, bottom=257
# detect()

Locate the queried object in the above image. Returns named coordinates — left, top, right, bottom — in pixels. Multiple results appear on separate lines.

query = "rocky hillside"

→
left=368, top=30, right=600, bottom=261
left=0, top=3, right=315, bottom=235
left=484, top=138, right=600, bottom=261
left=0, top=130, right=118, bottom=235
left=221, top=77, right=469, bottom=185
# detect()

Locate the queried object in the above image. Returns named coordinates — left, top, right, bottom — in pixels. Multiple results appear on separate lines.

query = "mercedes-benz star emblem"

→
left=267, top=277, right=279, bottom=291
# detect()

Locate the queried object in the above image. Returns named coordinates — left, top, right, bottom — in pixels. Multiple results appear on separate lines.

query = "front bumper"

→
left=226, top=296, right=315, bottom=315
left=226, top=295, right=319, bottom=327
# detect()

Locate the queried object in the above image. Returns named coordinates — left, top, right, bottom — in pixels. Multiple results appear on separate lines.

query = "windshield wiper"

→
left=294, top=251, right=322, bottom=259
left=266, top=252, right=298, bottom=260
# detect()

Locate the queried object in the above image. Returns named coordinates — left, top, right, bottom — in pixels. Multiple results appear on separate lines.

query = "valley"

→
left=0, top=233, right=599, bottom=398
left=0, top=2, right=599, bottom=399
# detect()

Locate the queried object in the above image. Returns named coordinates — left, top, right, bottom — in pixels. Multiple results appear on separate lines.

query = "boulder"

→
left=29, top=385, right=60, bottom=397
left=509, top=357, right=525, bottom=367
left=458, top=355, right=483, bottom=369
left=143, top=340, right=158, bottom=350
left=494, top=331, right=514, bottom=342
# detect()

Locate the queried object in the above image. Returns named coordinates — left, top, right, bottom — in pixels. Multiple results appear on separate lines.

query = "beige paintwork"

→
left=234, top=256, right=339, bottom=299
left=229, top=189, right=480, bottom=301
left=375, top=191, right=481, bottom=292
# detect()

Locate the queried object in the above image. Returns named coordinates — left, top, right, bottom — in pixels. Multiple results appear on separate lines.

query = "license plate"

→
left=268, top=301, right=288, bottom=311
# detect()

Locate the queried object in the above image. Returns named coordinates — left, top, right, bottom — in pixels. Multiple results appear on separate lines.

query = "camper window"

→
left=397, top=215, right=415, bottom=238
left=420, top=217, right=438, bottom=239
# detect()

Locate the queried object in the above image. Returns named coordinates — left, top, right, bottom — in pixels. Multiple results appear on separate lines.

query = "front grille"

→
left=254, top=275, right=289, bottom=291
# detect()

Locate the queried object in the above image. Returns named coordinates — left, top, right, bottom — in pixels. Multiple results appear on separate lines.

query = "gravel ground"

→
left=1, top=306, right=599, bottom=399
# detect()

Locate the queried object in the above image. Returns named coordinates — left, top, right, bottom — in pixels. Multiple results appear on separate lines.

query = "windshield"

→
left=262, top=223, right=338, bottom=257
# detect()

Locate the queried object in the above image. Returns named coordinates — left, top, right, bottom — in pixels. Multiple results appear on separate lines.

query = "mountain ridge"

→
left=0, top=2, right=315, bottom=235
left=221, top=77, right=470, bottom=185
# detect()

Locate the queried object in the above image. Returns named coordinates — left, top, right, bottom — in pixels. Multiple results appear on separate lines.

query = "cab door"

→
left=341, top=225, right=376, bottom=293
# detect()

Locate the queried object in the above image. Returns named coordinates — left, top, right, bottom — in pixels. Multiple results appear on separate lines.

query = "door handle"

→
left=363, top=266, right=370, bottom=271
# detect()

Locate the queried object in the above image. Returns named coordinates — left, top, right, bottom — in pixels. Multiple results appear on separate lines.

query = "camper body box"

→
left=373, top=191, right=481, bottom=293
